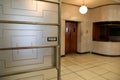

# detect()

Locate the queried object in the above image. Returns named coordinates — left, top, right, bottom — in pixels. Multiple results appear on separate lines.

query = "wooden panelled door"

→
left=65, top=21, right=78, bottom=54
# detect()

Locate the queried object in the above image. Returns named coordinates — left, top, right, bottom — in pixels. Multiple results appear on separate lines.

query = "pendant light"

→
left=79, top=0, right=88, bottom=14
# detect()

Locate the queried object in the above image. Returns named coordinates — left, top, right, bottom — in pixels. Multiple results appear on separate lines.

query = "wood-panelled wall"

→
left=0, top=0, right=60, bottom=80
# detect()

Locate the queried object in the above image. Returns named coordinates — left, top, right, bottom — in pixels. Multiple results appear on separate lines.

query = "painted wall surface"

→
left=91, top=5, right=120, bottom=55
left=93, top=41, right=120, bottom=55
left=91, top=5, right=120, bottom=22
left=61, top=4, right=92, bottom=55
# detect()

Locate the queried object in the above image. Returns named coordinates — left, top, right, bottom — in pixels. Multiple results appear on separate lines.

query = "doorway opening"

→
left=65, top=21, right=78, bottom=55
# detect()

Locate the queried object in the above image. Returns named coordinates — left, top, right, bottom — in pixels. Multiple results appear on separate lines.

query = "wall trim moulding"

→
left=0, top=45, right=58, bottom=50
left=92, top=52, right=120, bottom=57
left=0, top=20, right=59, bottom=26
left=37, top=0, right=60, bottom=4
left=62, top=2, right=120, bottom=9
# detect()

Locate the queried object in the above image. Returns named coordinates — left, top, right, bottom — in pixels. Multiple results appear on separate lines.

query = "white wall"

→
left=90, top=5, right=120, bottom=22
left=93, top=41, right=120, bottom=56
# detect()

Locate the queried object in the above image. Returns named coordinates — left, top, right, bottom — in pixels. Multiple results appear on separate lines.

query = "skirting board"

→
left=92, top=52, right=120, bottom=57
left=77, top=52, right=91, bottom=54
left=61, top=52, right=120, bottom=57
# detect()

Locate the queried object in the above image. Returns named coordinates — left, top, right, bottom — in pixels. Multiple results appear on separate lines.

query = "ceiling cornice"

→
left=62, top=2, right=80, bottom=7
left=90, top=3, right=120, bottom=9
left=62, top=2, right=120, bottom=9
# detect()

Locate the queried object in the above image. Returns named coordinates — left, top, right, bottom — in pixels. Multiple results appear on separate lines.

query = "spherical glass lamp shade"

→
left=79, top=5, right=88, bottom=14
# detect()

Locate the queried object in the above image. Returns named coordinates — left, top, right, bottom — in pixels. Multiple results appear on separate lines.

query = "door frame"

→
left=65, top=20, right=78, bottom=55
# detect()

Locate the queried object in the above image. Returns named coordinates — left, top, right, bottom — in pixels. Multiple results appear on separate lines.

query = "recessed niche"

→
left=93, top=21, right=120, bottom=42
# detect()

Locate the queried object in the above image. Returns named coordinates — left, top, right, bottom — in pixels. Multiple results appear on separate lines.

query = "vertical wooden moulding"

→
left=58, top=0, right=61, bottom=80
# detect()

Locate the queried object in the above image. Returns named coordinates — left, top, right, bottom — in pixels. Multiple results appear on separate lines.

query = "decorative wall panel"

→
left=45, top=0, right=59, bottom=2
left=0, top=0, right=58, bottom=23
left=0, top=23, right=58, bottom=76
left=0, top=47, right=56, bottom=76
left=0, top=23, right=58, bottom=48
left=0, top=68, right=57, bottom=80
left=0, top=0, right=60, bottom=80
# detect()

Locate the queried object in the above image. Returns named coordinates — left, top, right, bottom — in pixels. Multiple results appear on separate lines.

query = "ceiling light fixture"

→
left=79, top=0, right=88, bottom=14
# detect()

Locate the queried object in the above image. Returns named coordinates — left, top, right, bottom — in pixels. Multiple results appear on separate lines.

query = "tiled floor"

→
left=61, top=53, right=120, bottom=80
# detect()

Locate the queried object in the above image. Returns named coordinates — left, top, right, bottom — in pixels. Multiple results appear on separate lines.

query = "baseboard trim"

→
left=61, top=55, right=66, bottom=57
left=61, top=52, right=90, bottom=57
left=92, top=52, right=120, bottom=57
left=61, top=52, right=120, bottom=57
left=77, top=51, right=91, bottom=54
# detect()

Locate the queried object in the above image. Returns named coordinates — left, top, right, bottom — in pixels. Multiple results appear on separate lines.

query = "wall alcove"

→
left=92, top=21, right=120, bottom=56
left=93, top=21, right=120, bottom=42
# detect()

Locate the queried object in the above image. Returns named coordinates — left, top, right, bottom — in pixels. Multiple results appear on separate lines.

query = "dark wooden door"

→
left=65, top=21, right=77, bottom=53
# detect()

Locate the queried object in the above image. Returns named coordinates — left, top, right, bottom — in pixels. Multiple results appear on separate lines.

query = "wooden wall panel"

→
left=45, top=0, right=59, bottom=2
left=0, top=47, right=56, bottom=76
left=0, top=0, right=58, bottom=23
left=0, top=0, right=60, bottom=79
left=0, top=68, right=57, bottom=80
left=0, top=23, right=58, bottom=48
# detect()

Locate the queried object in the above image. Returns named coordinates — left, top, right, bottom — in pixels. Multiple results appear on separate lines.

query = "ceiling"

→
left=62, top=0, right=120, bottom=8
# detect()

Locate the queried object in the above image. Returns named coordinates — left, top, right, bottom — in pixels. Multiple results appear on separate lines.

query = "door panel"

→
left=65, top=21, right=77, bottom=53
left=70, top=24, right=77, bottom=52
left=65, top=23, right=71, bottom=53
